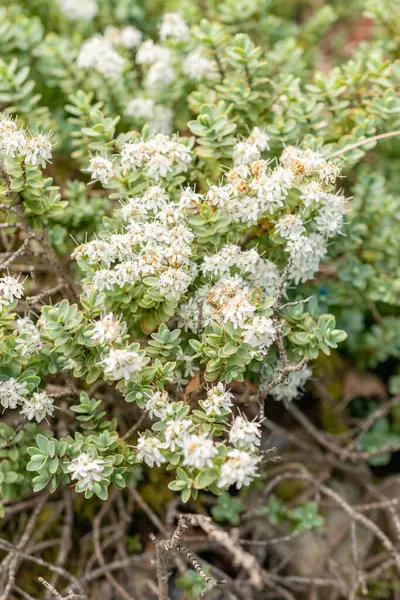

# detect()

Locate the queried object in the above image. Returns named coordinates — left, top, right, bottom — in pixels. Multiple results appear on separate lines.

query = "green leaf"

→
left=4, top=471, right=17, bottom=484
left=219, top=342, right=238, bottom=358
left=181, top=488, right=191, bottom=503
left=36, top=434, right=49, bottom=454
left=194, top=469, right=217, bottom=489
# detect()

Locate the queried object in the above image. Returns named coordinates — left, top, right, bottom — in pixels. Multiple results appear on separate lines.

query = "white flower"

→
left=109, top=233, right=134, bottom=261
left=280, top=145, right=302, bottom=168
left=162, top=418, right=193, bottom=451
left=136, top=40, right=171, bottom=65
left=120, top=25, right=143, bottom=49
left=275, top=214, right=306, bottom=241
left=143, top=185, right=169, bottom=210
left=293, top=149, right=326, bottom=176
left=243, top=316, right=276, bottom=349
left=136, top=435, right=165, bottom=467
left=67, top=453, right=105, bottom=491
left=229, top=415, right=262, bottom=451
left=285, top=235, right=314, bottom=260
left=315, top=193, right=346, bottom=238
left=158, top=268, right=192, bottom=299
left=151, top=105, right=174, bottom=135
left=145, top=60, right=175, bottom=89
left=0, top=378, right=28, bottom=410
left=20, top=391, right=55, bottom=422
left=248, top=127, right=270, bottom=151
left=15, top=317, right=39, bottom=337
left=0, top=118, right=27, bottom=158
left=103, top=26, right=123, bottom=46
left=201, top=382, right=234, bottom=416
left=319, top=162, right=340, bottom=185
left=0, top=275, right=24, bottom=307
left=220, top=289, right=256, bottom=329
left=250, top=259, right=280, bottom=297
left=233, top=141, right=260, bottom=166
left=218, top=449, right=260, bottom=489
left=77, top=36, right=106, bottom=69
left=300, top=181, right=326, bottom=207
left=102, top=348, right=144, bottom=381
left=178, top=187, right=203, bottom=212
left=206, top=278, right=256, bottom=328
left=202, top=245, right=240, bottom=278
left=112, top=261, right=140, bottom=287
left=97, top=48, right=126, bottom=79
left=206, top=184, right=233, bottom=208
left=77, top=35, right=125, bottom=79
left=91, top=269, right=118, bottom=291
left=121, top=196, right=148, bottom=222
left=176, top=348, right=198, bottom=381
left=88, top=155, right=114, bottom=185
left=104, top=25, right=142, bottom=49
left=183, top=48, right=214, bottom=80
left=182, top=433, right=218, bottom=470
left=288, top=234, right=327, bottom=283
left=58, top=0, right=97, bottom=20
left=120, top=135, right=191, bottom=180
left=126, top=97, right=155, bottom=120
left=73, top=239, right=116, bottom=267
left=159, top=13, right=190, bottom=41
left=91, top=313, right=122, bottom=345
left=145, top=390, right=170, bottom=419
left=24, top=134, right=52, bottom=168
left=270, top=366, right=312, bottom=402
left=256, top=167, right=293, bottom=215
left=14, top=318, right=41, bottom=356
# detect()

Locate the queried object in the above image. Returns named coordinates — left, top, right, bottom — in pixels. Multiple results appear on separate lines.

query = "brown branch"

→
left=39, top=577, right=87, bottom=600
left=122, top=412, right=147, bottom=441
left=93, top=493, right=135, bottom=600
left=331, top=129, right=400, bottom=158
left=0, top=233, right=34, bottom=269
left=0, top=494, right=49, bottom=600
left=0, top=540, right=83, bottom=591
left=1, top=421, right=25, bottom=449
left=46, top=491, right=73, bottom=598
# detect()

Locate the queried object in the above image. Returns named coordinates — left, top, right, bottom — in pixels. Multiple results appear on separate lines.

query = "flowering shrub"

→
left=2, top=2, right=400, bottom=598
left=0, top=112, right=348, bottom=502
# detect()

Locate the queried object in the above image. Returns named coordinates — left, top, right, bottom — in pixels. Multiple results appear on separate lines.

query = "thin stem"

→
left=331, top=130, right=400, bottom=158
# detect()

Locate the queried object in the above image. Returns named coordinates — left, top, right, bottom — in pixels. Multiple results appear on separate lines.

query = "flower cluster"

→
left=199, top=136, right=347, bottom=284
left=0, top=378, right=28, bottom=410
left=103, top=25, right=142, bottom=50
left=77, top=35, right=126, bottom=80
left=125, top=97, right=173, bottom=134
left=270, top=366, right=313, bottom=402
left=0, top=380, right=54, bottom=423
left=119, top=134, right=192, bottom=180
left=67, top=453, right=105, bottom=492
left=0, top=118, right=52, bottom=167
left=87, top=133, right=192, bottom=186
left=14, top=317, right=42, bottom=356
left=136, top=39, right=176, bottom=90
left=159, top=13, right=190, bottom=42
left=73, top=183, right=196, bottom=317
left=58, top=0, right=97, bottom=20
left=101, top=347, right=146, bottom=382
left=0, top=275, right=24, bottom=309
left=137, top=384, right=262, bottom=490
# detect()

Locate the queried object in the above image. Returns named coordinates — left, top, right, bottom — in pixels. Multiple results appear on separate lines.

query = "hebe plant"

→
left=0, top=0, right=398, bottom=511
left=0, top=106, right=349, bottom=502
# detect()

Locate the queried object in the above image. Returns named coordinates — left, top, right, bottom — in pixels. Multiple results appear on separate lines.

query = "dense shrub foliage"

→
left=1, top=1, right=400, bottom=598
